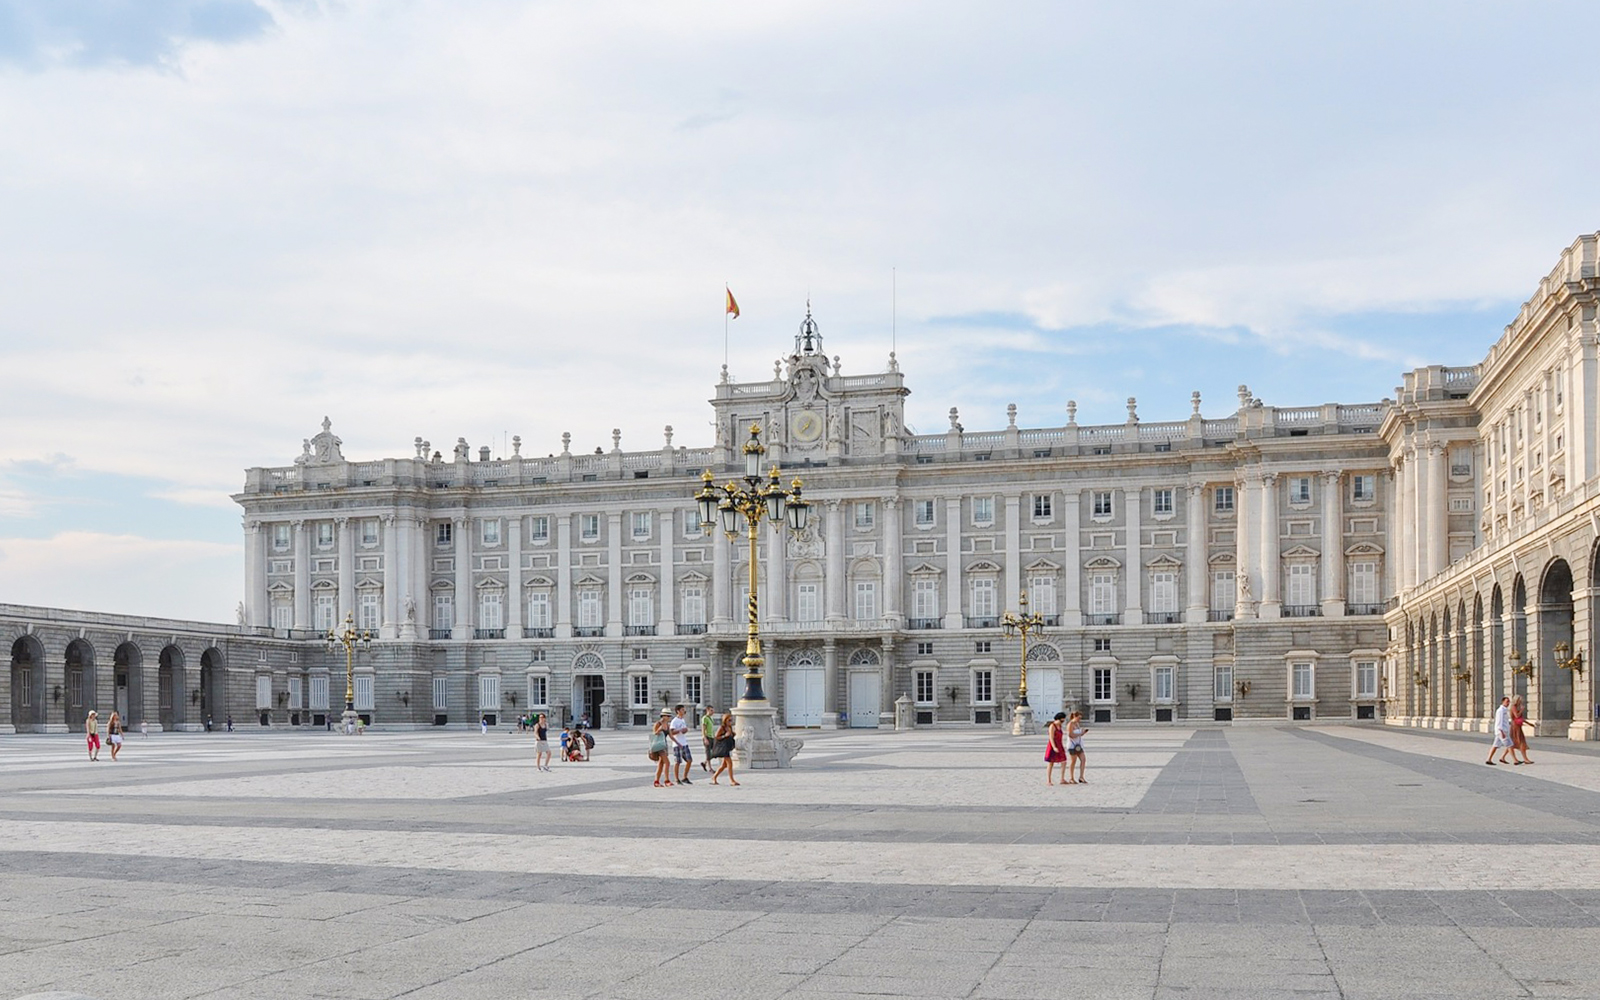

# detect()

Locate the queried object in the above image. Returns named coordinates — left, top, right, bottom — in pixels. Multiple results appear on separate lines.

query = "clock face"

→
left=791, top=409, right=823, bottom=443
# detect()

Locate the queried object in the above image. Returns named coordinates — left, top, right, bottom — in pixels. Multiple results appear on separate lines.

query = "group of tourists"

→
left=648, top=704, right=737, bottom=786
left=1486, top=694, right=1537, bottom=765
left=83, top=710, right=126, bottom=761
left=1043, top=710, right=1088, bottom=785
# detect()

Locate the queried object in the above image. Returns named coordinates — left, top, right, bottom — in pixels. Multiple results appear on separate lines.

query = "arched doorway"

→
left=113, top=641, right=143, bottom=727
left=1512, top=576, right=1529, bottom=701
left=846, top=647, right=881, bottom=728
left=158, top=645, right=184, bottom=731
left=1538, top=559, right=1576, bottom=727
left=200, top=647, right=226, bottom=728
left=571, top=651, right=605, bottom=728
left=1027, top=642, right=1065, bottom=720
left=64, top=638, right=94, bottom=730
left=1490, top=585, right=1505, bottom=711
left=10, top=635, right=45, bottom=732
left=1471, top=593, right=1485, bottom=720
left=783, top=649, right=824, bottom=727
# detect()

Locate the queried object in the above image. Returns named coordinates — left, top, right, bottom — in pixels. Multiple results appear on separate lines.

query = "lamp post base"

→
left=731, top=700, right=803, bottom=769
left=1011, top=703, right=1037, bottom=736
left=341, top=709, right=361, bottom=735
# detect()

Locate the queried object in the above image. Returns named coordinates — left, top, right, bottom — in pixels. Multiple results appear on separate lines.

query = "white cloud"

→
left=0, top=533, right=239, bottom=622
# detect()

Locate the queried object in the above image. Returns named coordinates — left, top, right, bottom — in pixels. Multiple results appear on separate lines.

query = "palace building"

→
left=6, top=236, right=1600, bottom=739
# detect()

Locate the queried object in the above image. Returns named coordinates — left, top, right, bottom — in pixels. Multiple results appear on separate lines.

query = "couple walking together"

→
left=1044, top=710, right=1087, bottom=785
left=651, top=704, right=738, bottom=786
left=1486, top=695, right=1536, bottom=765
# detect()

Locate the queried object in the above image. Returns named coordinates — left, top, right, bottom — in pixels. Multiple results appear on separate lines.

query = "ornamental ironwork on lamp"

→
left=1555, top=641, right=1585, bottom=677
left=1510, top=650, right=1533, bottom=678
left=1412, top=668, right=1429, bottom=688
left=325, top=612, right=374, bottom=718
left=695, top=423, right=809, bottom=704
left=1452, top=662, right=1472, bottom=686
left=1000, top=589, right=1047, bottom=709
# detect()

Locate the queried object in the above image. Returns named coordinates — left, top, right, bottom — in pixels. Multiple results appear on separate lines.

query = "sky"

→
left=2, top=0, right=1599, bottom=623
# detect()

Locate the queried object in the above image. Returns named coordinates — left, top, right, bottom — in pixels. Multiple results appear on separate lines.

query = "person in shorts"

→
left=534, top=714, right=551, bottom=772
left=85, top=710, right=101, bottom=761
left=699, top=705, right=716, bottom=772
left=107, top=710, right=125, bottom=761
left=670, top=703, right=694, bottom=784
left=1487, top=696, right=1513, bottom=764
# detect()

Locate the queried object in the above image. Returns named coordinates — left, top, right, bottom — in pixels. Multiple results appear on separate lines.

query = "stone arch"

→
left=10, top=634, right=45, bottom=732
left=1026, top=642, right=1061, bottom=662
left=64, top=638, right=95, bottom=730
left=1511, top=575, right=1529, bottom=700
left=200, top=646, right=226, bottom=728
left=1489, top=584, right=1505, bottom=710
left=1537, top=558, right=1576, bottom=726
left=1471, top=592, right=1487, bottom=718
left=158, top=645, right=184, bottom=731
left=112, top=641, right=144, bottom=728
left=848, top=648, right=880, bottom=667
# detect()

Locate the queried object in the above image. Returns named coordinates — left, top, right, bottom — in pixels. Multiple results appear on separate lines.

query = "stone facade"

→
left=10, top=237, right=1600, bottom=738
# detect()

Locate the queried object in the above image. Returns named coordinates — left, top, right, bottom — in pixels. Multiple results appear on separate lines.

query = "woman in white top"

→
left=1066, top=711, right=1087, bottom=785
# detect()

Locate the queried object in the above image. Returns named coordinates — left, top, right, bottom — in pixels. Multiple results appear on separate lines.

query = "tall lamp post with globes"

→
left=1002, top=589, right=1046, bottom=736
left=695, top=423, right=810, bottom=768
left=327, top=612, right=373, bottom=734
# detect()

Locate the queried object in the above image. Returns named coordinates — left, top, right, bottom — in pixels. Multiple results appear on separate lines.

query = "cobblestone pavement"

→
left=2, top=724, right=1599, bottom=999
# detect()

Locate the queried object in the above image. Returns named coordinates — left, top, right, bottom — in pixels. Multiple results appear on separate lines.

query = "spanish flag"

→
left=725, top=286, right=740, bottom=319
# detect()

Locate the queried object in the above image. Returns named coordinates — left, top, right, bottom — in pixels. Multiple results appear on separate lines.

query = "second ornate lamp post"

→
left=326, top=612, right=373, bottom=735
left=695, top=423, right=810, bottom=767
left=1002, top=589, right=1046, bottom=736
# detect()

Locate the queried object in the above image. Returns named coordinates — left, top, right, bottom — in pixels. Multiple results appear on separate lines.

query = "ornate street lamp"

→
left=326, top=612, right=373, bottom=734
left=695, top=423, right=809, bottom=766
left=1001, top=589, right=1046, bottom=735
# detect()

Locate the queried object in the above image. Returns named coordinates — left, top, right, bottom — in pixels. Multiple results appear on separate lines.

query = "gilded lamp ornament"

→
left=1554, top=641, right=1585, bottom=677
left=1510, top=650, right=1533, bottom=678
left=325, top=611, right=373, bottom=726
left=1000, top=589, right=1047, bottom=735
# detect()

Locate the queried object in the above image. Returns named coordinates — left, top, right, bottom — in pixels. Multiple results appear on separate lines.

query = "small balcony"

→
left=1283, top=605, right=1322, bottom=618
left=427, top=628, right=452, bottom=640
left=1085, top=613, right=1120, bottom=626
left=624, top=625, right=657, bottom=636
left=1347, top=603, right=1384, bottom=616
left=1041, top=615, right=1061, bottom=626
left=574, top=626, right=605, bottom=638
left=1208, top=610, right=1235, bottom=623
left=524, top=627, right=555, bottom=638
left=907, top=618, right=943, bottom=630
left=1148, top=612, right=1180, bottom=624
left=676, top=623, right=708, bottom=635
left=965, top=616, right=1000, bottom=629
left=474, top=628, right=505, bottom=640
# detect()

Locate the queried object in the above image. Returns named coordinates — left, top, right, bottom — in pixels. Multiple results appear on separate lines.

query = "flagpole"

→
left=724, top=283, right=730, bottom=372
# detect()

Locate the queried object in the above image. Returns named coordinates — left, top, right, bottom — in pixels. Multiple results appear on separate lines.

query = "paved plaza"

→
left=2, top=724, right=1599, bottom=999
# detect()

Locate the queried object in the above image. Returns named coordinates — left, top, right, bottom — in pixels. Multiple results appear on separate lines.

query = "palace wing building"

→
left=6, top=236, right=1599, bottom=740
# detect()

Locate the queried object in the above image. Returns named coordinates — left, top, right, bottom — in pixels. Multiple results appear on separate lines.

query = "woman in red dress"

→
left=1510, top=694, right=1535, bottom=764
left=1044, top=711, right=1068, bottom=785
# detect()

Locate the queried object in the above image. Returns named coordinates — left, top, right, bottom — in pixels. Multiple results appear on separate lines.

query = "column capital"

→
left=1187, top=483, right=1205, bottom=498
left=1260, top=472, right=1278, bottom=486
left=382, top=513, right=397, bottom=526
left=244, top=520, right=261, bottom=533
left=452, top=514, right=466, bottom=527
left=334, top=516, right=349, bottom=527
left=1321, top=469, right=1343, bottom=485
left=291, top=519, right=305, bottom=531
left=1428, top=442, right=1446, bottom=457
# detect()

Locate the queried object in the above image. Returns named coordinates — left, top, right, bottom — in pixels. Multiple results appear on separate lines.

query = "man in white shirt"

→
left=670, top=703, right=694, bottom=785
left=1487, top=696, right=1512, bottom=765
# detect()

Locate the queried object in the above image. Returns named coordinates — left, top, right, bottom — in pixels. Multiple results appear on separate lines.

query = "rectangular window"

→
left=316, top=522, right=335, bottom=549
left=1153, top=665, right=1173, bottom=702
left=854, top=502, right=875, bottom=528
left=1349, top=561, right=1378, bottom=607
left=1092, top=668, right=1113, bottom=702
left=1214, top=486, right=1235, bottom=513
left=683, top=674, right=703, bottom=705
left=361, top=520, right=380, bottom=546
left=1212, top=570, right=1236, bottom=612
left=631, top=511, right=652, bottom=539
left=684, top=647, right=702, bottom=661
left=528, top=674, right=548, bottom=707
left=681, top=586, right=706, bottom=625
left=1289, top=477, right=1311, bottom=504
left=1287, top=563, right=1316, bottom=607
left=528, top=648, right=546, bottom=662
left=854, top=581, right=878, bottom=620
left=272, top=523, right=291, bottom=550
left=1089, top=573, right=1116, bottom=615
left=914, top=670, right=936, bottom=705
left=1355, top=660, right=1378, bottom=698
left=1029, top=576, right=1056, bottom=615
left=577, top=589, right=602, bottom=628
left=354, top=674, right=374, bottom=712
left=529, top=516, right=550, bottom=542
left=1153, top=488, right=1173, bottom=516
left=631, top=674, right=650, bottom=706
left=915, top=641, right=934, bottom=656
left=479, top=590, right=504, bottom=630
left=311, top=674, right=330, bottom=711
left=256, top=674, right=272, bottom=710
left=797, top=582, right=821, bottom=622
left=1093, top=637, right=1112, bottom=652
left=974, top=640, right=992, bottom=654
left=1150, top=572, right=1177, bottom=614
left=1292, top=661, right=1314, bottom=699
left=287, top=675, right=302, bottom=710
left=972, top=496, right=994, bottom=525
left=911, top=578, right=938, bottom=620
left=1091, top=491, right=1113, bottom=518
left=432, top=676, right=447, bottom=710
left=970, top=578, right=996, bottom=618
left=478, top=674, right=499, bottom=713
left=1351, top=475, right=1375, bottom=502
left=632, top=647, right=650, bottom=660
left=1032, top=494, right=1053, bottom=519
left=914, top=499, right=935, bottom=527
left=271, top=603, right=293, bottom=630
left=972, top=670, right=993, bottom=703
left=358, top=591, right=381, bottom=631
left=1214, top=664, right=1232, bottom=701
left=527, top=592, right=551, bottom=629
left=628, top=588, right=654, bottom=627
left=580, top=514, right=600, bottom=540
left=480, top=520, right=501, bottom=546
left=436, top=522, right=453, bottom=546
left=314, top=593, right=337, bottom=631
left=433, top=593, right=453, bottom=630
